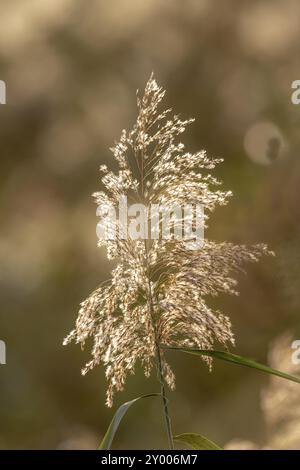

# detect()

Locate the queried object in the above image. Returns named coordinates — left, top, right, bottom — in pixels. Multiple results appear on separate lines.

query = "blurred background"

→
left=1, top=0, right=300, bottom=449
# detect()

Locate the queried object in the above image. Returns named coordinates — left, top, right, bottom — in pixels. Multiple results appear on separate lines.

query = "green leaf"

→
left=98, top=393, right=160, bottom=450
left=174, top=433, right=222, bottom=450
left=166, top=347, right=300, bottom=384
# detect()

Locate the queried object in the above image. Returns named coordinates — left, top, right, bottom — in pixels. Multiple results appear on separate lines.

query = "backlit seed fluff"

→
left=64, top=75, right=274, bottom=407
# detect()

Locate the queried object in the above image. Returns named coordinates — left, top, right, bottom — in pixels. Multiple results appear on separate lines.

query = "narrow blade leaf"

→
left=98, top=393, right=160, bottom=450
left=174, top=433, right=222, bottom=450
left=167, top=347, right=300, bottom=384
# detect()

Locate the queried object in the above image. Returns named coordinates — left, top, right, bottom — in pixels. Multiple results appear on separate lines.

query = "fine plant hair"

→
left=64, top=75, right=273, bottom=449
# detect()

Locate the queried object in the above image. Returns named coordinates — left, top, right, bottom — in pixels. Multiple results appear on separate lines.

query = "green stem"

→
left=147, top=274, right=174, bottom=450
left=155, top=340, right=174, bottom=450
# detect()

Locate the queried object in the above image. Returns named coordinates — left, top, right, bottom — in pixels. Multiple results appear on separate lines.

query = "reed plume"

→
left=64, top=75, right=272, bottom=436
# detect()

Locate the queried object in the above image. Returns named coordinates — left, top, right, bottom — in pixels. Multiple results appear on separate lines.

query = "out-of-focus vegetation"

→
left=0, top=0, right=300, bottom=449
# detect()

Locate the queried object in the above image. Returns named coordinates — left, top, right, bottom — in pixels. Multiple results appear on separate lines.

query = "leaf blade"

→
left=174, top=433, right=222, bottom=450
left=166, top=347, right=300, bottom=384
left=98, top=393, right=160, bottom=450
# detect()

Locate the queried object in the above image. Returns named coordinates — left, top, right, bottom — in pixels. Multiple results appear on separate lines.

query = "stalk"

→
left=147, top=269, right=174, bottom=450
left=155, top=338, right=175, bottom=450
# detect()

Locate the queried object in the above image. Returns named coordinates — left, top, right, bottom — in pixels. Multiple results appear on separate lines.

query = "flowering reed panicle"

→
left=64, top=75, right=273, bottom=448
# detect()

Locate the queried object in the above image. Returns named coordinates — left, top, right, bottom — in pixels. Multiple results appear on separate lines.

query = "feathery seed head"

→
left=64, top=75, right=273, bottom=406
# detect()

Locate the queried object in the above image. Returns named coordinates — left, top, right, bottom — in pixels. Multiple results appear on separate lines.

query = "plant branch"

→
left=146, top=267, right=174, bottom=450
